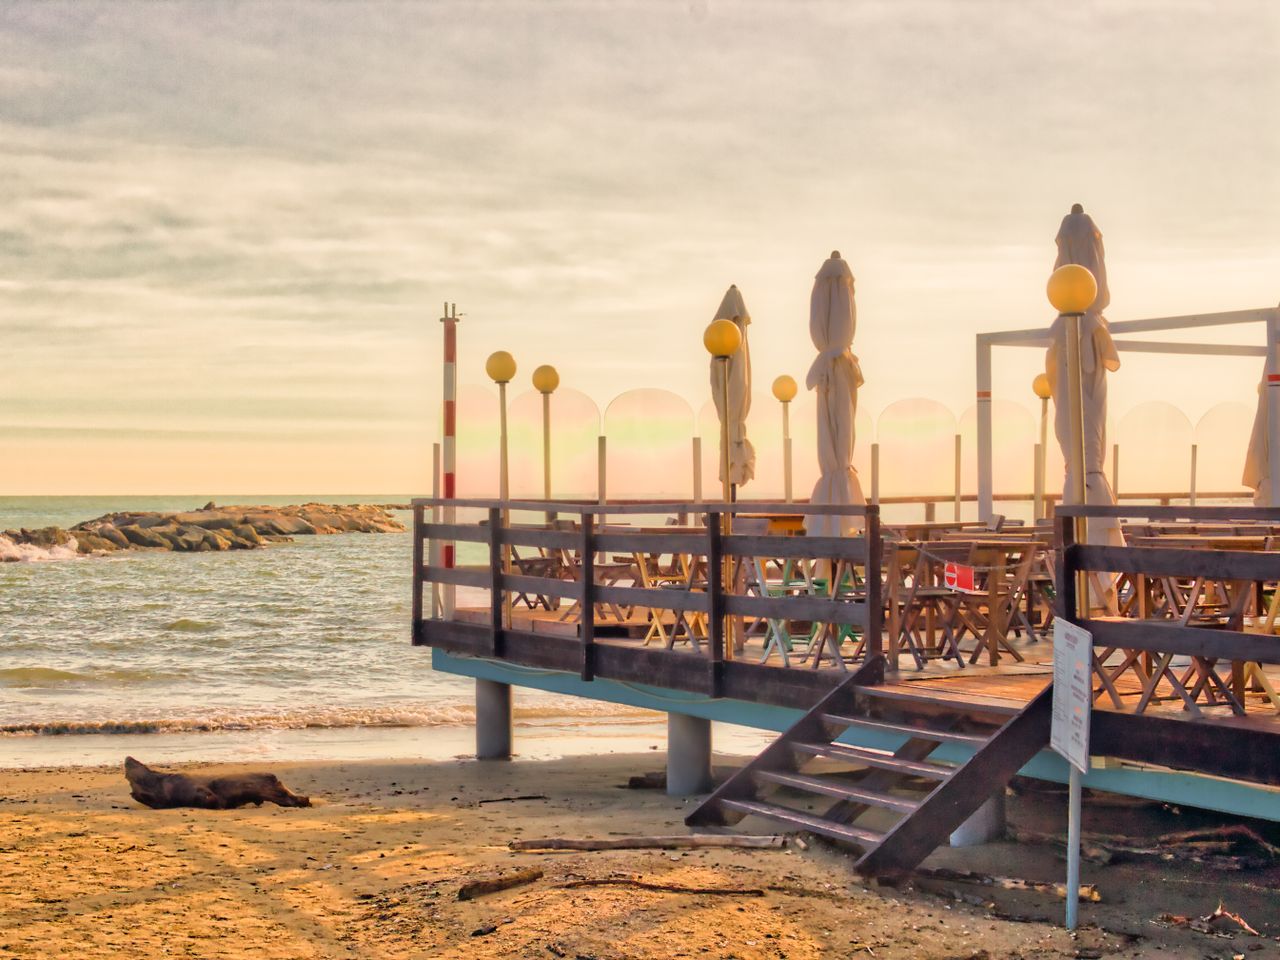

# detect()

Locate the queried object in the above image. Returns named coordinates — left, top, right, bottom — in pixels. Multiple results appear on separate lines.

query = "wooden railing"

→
left=411, top=499, right=882, bottom=696
left=1057, top=504, right=1280, bottom=716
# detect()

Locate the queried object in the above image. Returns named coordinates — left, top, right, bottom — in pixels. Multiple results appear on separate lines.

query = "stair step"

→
left=719, top=798, right=883, bottom=848
left=791, top=741, right=954, bottom=781
left=822, top=713, right=988, bottom=747
left=754, top=770, right=921, bottom=814
left=856, top=685, right=1019, bottom=717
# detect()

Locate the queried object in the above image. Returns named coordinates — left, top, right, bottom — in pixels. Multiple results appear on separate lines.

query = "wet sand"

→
left=0, top=754, right=1275, bottom=959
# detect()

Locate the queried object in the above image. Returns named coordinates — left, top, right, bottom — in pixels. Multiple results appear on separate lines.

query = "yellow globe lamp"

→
left=1031, top=373, right=1052, bottom=401
left=485, top=350, right=517, bottom=384
left=531, top=364, right=559, bottom=394
left=703, top=318, right=742, bottom=359
left=1046, top=264, right=1098, bottom=315
left=772, top=375, right=798, bottom=403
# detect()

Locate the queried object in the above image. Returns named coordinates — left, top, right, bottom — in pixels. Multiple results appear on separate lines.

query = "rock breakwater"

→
left=1, top=503, right=405, bottom=560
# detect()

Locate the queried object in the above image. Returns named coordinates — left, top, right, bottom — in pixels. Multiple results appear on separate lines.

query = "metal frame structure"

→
left=976, top=306, right=1280, bottom=521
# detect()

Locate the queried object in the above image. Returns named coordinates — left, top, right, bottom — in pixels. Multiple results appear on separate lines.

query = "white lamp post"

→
left=704, top=318, right=742, bottom=660
left=772, top=375, right=797, bottom=502
left=1032, top=372, right=1052, bottom=521
left=531, top=364, right=560, bottom=502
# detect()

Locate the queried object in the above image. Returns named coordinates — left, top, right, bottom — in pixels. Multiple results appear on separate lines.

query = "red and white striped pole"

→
left=441, top=302, right=459, bottom=618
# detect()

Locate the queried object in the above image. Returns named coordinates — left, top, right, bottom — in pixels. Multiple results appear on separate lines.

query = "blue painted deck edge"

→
left=432, top=649, right=1280, bottom=822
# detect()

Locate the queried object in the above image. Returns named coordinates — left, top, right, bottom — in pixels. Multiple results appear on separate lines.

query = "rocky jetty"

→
left=1, top=503, right=405, bottom=560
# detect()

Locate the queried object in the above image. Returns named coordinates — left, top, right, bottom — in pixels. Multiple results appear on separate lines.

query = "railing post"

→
left=864, top=505, right=883, bottom=672
left=580, top=513, right=596, bottom=681
left=707, top=510, right=725, bottom=697
left=411, top=504, right=424, bottom=643
left=488, top=506, right=503, bottom=657
left=924, top=500, right=936, bottom=522
left=1056, top=509, right=1079, bottom=625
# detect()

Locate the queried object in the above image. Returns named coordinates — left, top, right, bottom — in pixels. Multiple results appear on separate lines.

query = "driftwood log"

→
left=457, top=868, right=544, bottom=901
left=124, top=757, right=311, bottom=810
left=509, top=835, right=785, bottom=852
left=559, top=878, right=765, bottom=896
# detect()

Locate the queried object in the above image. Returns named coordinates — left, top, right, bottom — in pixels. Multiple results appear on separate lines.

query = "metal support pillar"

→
left=475, top=678, right=513, bottom=760
left=666, top=712, right=712, bottom=796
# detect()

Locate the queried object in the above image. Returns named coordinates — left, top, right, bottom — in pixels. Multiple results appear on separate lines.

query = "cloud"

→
left=0, top=0, right=1276, bottom=492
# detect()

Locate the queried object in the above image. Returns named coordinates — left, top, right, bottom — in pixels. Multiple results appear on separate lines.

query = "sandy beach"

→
left=1, top=752, right=1275, bottom=960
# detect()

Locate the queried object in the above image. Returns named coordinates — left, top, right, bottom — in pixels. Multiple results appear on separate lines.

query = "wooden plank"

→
left=1092, top=710, right=1280, bottom=787
left=591, top=645, right=714, bottom=693
left=413, top=618, right=491, bottom=653
left=719, top=660, right=844, bottom=705
left=488, top=507, right=503, bottom=657
left=855, top=684, right=1020, bottom=718
left=1074, top=544, right=1278, bottom=581
left=593, top=532, right=707, bottom=555
left=722, top=534, right=867, bottom=561
left=1084, top=618, right=1280, bottom=665
left=1059, top=504, right=1280, bottom=522
left=723, top=593, right=867, bottom=626
left=422, top=522, right=490, bottom=543
left=718, top=799, right=882, bottom=847
left=790, top=741, right=953, bottom=781
left=707, top=512, right=725, bottom=695
left=501, top=629, right=582, bottom=671
left=754, top=770, right=920, bottom=814
left=411, top=505, right=424, bottom=626
left=580, top=515, right=596, bottom=681
left=595, top=584, right=712, bottom=613
left=822, top=714, right=988, bottom=747
left=420, top=565, right=490, bottom=588
left=865, top=508, right=884, bottom=662
left=855, top=686, right=1054, bottom=877
left=499, top=573, right=582, bottom=601
left=498, top=527, right=580, bottom=549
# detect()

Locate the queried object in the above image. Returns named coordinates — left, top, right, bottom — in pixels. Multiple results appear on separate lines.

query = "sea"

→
left=0, top=496, right=770, bottom=770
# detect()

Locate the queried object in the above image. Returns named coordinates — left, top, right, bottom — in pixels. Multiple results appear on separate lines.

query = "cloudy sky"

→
left=2, top=1, right=1277, bottom=495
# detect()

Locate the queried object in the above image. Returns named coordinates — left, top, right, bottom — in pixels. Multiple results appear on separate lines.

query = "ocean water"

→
left=0, top=496, right=680, bottom=768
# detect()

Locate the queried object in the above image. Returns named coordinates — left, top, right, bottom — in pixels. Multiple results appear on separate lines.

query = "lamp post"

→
left=1032, top=372, right=1052, bottom=521
left=486, top=351, right=518, bottom=501
left=532, top=364, right=560, bottom=502
left=1045, top=261, right=1098, bottom=934
left=486, top=350, right=517, bottom=632
left=772, top=375, right=797, bottom=502
left=704, top=318, right=742, bottom=660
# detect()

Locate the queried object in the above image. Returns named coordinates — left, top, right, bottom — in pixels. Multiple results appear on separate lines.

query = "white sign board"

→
left=1051, top=618, right=1093, bottom=774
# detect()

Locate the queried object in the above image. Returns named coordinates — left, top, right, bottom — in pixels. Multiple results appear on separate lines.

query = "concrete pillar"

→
left=949, top=792, right=1007, bottom=847
left=475, top=679, right=513, bottom=760
left=666, top=712, right=712, bottom=796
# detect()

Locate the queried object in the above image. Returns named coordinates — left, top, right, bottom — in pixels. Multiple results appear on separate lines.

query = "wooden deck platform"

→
left=450, top=604, right=1280, bottom=725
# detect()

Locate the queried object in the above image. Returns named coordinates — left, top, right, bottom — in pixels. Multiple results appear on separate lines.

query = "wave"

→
left=0, top=698, right=659, bottom=737
left=0, top=667, right=87, bottom=686
left=0, top=535, right=80, bottom=563
left=162, top=618, right=218, bottom=632
left=0, top=665, right=188, bottom=688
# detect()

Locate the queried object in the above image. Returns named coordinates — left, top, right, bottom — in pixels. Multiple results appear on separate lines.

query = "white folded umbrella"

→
left=1045, top=205, right=1124, bottom=548
left=804, top=251, right=865, bottom=537
left=709, top=284, right=756, bottom=488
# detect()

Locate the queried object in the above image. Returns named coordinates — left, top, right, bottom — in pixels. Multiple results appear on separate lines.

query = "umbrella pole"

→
left=1065, top=312, right=1089, bottom=612
left=718, top=357, right=734, bottom=660
left=782, top=399, right=792, bottom=503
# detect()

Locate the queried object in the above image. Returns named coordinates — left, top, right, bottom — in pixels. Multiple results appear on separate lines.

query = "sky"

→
left=2, top=0, right=1277, bottom=495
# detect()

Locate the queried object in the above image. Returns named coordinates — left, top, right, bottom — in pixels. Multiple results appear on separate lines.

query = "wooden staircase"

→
left=685, top=656, right=1054, bottom=876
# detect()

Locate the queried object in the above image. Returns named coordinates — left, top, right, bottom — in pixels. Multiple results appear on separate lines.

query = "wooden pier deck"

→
left=413, top=497, right=1280, bottom=809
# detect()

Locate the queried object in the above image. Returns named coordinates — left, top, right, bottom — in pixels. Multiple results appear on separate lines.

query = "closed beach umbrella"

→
left=709, top=284, right=756, bottom=488
left=1044, top=205, right=1124, bottom=548
left=1243, top=378, right=1269, bottom=506
left=805, top=251, right=865, bottom=537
